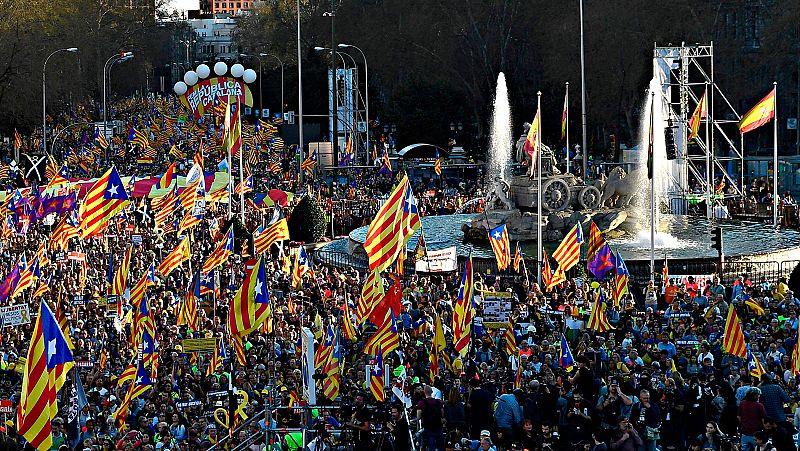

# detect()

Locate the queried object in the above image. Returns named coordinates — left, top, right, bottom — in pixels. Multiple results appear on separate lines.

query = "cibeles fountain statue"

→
left=463, top=75, right=634, bottom=243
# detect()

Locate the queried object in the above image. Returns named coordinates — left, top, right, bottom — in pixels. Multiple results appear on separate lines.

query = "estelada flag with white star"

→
left=78, top=166, right=130, bottom=238
left=229, top=256, right=271, bottom=337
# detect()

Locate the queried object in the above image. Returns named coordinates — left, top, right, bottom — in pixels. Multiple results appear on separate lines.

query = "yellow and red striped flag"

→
left=738, top=87, right=776, bottom=134
left=363, top=174, right=421, bottom=272
left=452, top=254, right=474, bottom=357
left=688, top=89, right=707, bottom=141
left=552, top=223, right=583, bottom=272
left=229, top=257, right=271, bottom=337
left=748, top=350, right=766, bottom=379
left=512, top=242, right=523, bottom=273
left=158, top=237, right=190, bottom=277
left=586, top=221, right=605, bottom=262
left=112, top=247, right=132, bottom=299
left=206, top=340, right=225, bottom=376
left=78, top=166, right=130, bottom=238
left=587, top=292, right=614, bottom=332
left=14, top=129, right=23, bottom=150
left=35, top=241, right=49, bottom=268
left=722, top=305, right=747, bottom=358
left=49, top=213, right=79, bottom=251
left=356, top=269, right=384, bottom=323
left=434, top=150, right=442, bottom=176
left=129, top=265, right=155, bottom=310
left=433, top=314, right=446, bottom=354
left=504, top=319, right=517, bottom=356
left=112, top=359, right=152, bottom=427
left=291, top=246, right=313, bottom=288
left=254, top=218, right=290, bottom=254
left=369, top=350, right=385, bottom=402
left=364, top=315, right=399, bottom=356
left=224, top=97, right=242, bottom=156
left=547, top=266, right=567, bottom=291
left=522, top=109, right=540, bottom=170
left=541, top=248, right=553, bottom=290
left=792, top=328, right=800, bottom=376
left=202, top=227, right=234, bottom=274
left=178, top=272, right=201, bottom=331
left=17, top=302, right=74, bottom=450
left=488, top=224, right=511, bottom=270
left=341, top=299, right=358, bottom=342
left=744, top=297, right=765, bottom=316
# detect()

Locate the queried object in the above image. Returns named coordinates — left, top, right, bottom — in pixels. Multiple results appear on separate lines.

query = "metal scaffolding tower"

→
left=654, top=42, right=744, bottom=215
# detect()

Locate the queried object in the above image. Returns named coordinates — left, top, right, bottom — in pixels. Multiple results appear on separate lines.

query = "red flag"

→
left=369, top=278, right=403, bottom=325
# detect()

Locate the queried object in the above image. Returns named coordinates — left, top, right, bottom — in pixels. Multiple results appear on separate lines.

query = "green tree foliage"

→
left=288, top=195, right=326, bottom=243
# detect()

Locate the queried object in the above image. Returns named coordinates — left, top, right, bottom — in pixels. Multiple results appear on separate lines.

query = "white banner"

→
left=415, top=246, right=457, bottom=273
left=0, top=304, right=31, bottom=326
left=301, top=327, right=316, bottom=405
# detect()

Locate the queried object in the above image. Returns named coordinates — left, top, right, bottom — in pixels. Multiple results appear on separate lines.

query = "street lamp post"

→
left=260, top=53, right=284, bottom=118
left=297, top=0, right=304, bottom=185
left=51, top=121, right=90, bottom=156
left=579, top=0, right=588, bottom=179
left=43, top=47, right=78, bottom=154
left=180, top=39, right=196, bottom=64
left=339, top=43, right=369, bottom=166
left=103, top=52, right=133, bottom=159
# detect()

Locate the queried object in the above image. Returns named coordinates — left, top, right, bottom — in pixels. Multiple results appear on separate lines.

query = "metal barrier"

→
left=312, top=249, right=800, bottom=289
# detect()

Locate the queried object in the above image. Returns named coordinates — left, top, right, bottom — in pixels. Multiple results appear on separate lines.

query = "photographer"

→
left=629, top=389, right=660, bottom=451
left=610, top=416, right=641, bottom=451
left=596, top=380, right=632, bottom=429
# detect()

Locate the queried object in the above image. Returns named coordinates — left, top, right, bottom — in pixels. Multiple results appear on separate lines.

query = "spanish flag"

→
left=738, top=87, right=775, bottom=134
left=688, top=89, right=707, bottom=142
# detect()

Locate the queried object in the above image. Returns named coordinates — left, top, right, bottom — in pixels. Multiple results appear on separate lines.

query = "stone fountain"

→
left=462, top=75, right=632, bottom=243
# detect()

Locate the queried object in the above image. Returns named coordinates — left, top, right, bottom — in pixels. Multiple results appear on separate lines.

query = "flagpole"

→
left=773, top=81, right=779, bottom=227
left=227, top=96, right=233, bottom=220
left=238, top=102, right=245, bottom=225
left=650, top=91, right=655, bottom=285
left=704, top=84, right=711, bottom=219
left=536, top=91, right=543, bottom=287
left=565, top=82, right=570, bottom=174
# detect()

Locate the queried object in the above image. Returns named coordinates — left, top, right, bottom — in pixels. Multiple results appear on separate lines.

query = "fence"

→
left=312, top=248, right=800, bottom=289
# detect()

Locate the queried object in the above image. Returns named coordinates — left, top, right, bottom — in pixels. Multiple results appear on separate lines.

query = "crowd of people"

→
left=0, top=95, right=798, bottom=451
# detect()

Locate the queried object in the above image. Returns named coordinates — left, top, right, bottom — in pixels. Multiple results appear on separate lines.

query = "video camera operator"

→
left=385, top=405, right=410, bottom=451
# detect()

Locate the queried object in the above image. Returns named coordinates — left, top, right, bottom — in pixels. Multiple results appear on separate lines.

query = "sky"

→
left=161, top=0, right=200, bottom=14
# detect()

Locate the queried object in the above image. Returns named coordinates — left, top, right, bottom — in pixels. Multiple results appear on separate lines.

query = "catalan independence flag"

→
left=291, top=246, right=313, bottom=287
left=364, top=315, right=399, bottom=356
left=254, top=218, right=290, bottom=254
left=202, top=227, right=234, bottom=274
left=78, top=166, right=130, bottom=238
left=552, top=222, right=583, bottom=272
left=587, top=291, right=614, bottom=332
left=488, top=224, right=511, bottom=270
left=434, top=150, right=442, bottom=176
left=738, top=87, right=776, bottom=134
left=559, top=334, right=575, bottom=371
left=158, top=236, right=190, bottom=277
left=18, top=301, right=75, bottom=450
left=722, top=305, right=747, bottom=358
left=452, top=253, right=474, bottom=357
left=363, top=174, right=421, bottom=272
left=369, top=349, right=385, bottom=402
left=229, top=256, right=271, bottom=337
left=93, top=127, right=109, bottom=149
left=224, top=97, right=242, bottom=156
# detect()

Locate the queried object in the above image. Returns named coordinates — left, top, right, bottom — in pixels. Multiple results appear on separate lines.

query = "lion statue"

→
left=485, top=177, right=514, bottom=210
left=600, top=166, right=643, bottom=207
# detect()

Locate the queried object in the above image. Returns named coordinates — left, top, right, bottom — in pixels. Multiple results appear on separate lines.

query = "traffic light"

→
left=710, top=226, right=723, bottom=254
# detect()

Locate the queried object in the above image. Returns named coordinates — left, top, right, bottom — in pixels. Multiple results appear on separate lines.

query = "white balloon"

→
left=214, top=61, right=228, bottom=76
left=173, top=81, right=188, bottom=95
left=242, top=69, right=257, bottom=84
left=196, top=64, right=211, bottom=79
left=230, top=63, right=245, bottom=78
left=183, top=71, right=199, bottom=86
